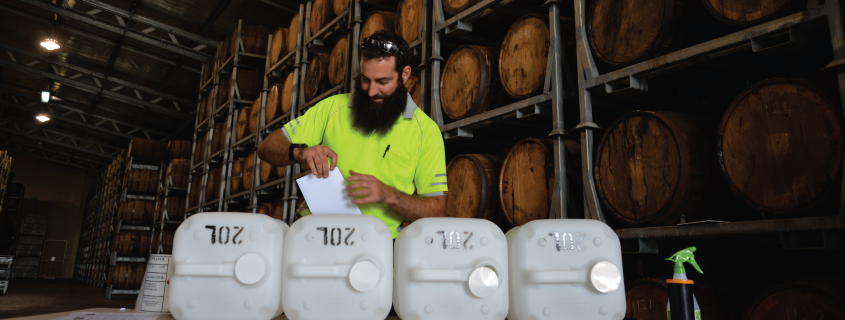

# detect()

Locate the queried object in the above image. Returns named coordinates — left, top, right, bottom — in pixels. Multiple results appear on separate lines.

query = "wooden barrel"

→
left=118, top=200, right=154, bottom=225
left=194, top=133, right=208, bottom=165
left=203, top=57, right=215, bottom=83
left=206, top=167, right=221, bottom=202
left=236, top=105, right=251, bottom=141
left=587, top=0, right=688, bottom=67
left=133, top=263, right=146, bottom=289
left=500, top=138, right=583, bottom=225
left=210, top=122, right=225, bottom=155
left=238, top=70, right=265, bottom=102
left=231, top=157, right=244, bottom=194
left=190, top=174, right=202, bottom=207
left=271, top=201, right=285, bottom=220
left=360, top=11, right=396, bottom=46
left=744, top=279, right=845, bottom=320
left=396, top=0, right=423, bottom=44
left=626, top=278, right=726, bottom=320
left=703, top=0, right=805, bottom=27
left=227, top=25, right=272, bottom=57
left=265, top=83, right=282, bottom=124
left=126, top=139, right=167, bottom=165
left=280, top=74, right=295, bottom=115
left=243, top=152, right=256, bottom=191
left=109, top=263, right=126, bottom=288
left=405, top=72, right=421, bottom=106
left=165, top=159, right=190, bottom=188
left=258, top=203, right=275, bottom=216
left=124, top=169, right=158, bottom=194
left=260, top=159, right=279, bottom=184
left=171, top=196, right=186, bottom=220
left=440, top=45, right=501, bottom=120
left=112, top=231, right=151, bottom=257
left=270, top=27, right=289, bottom=64
left=161, top=231, right=175, bottom=254
left=219, top=70, right=264, bottom=103
left=499, top=15, right=576, bottom=99
left=168, top=140, right=192, bottom=160
left=220, top=35, right=233, bottom=64
left=249, top=98, right=261, bottom=134
left=305, top=53, right=330, bottom=101
left=198, top=94, right=208, bottom=120
left=287, top=13, right=300, bottom=55
left=155, top=196, right=186, bottom=221
left=217, top=77, right=231, bottom=108
left=328, top=36, right=348, bottom=86
left=332, top=0, right=347, bottom=15
left=445, top=154, right=504, bottom=221
left=311, top=0, right=336, bottom=35
left=596, top=111, right=719, bottom=226
left=719, top=79, right=843, bottom=215
left=443, top=0, right=479, bottom=16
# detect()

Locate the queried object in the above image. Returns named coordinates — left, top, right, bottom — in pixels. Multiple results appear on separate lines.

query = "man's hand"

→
left=346, top=170, right=400, bottom=205
left=295, top=145, right=337, bottom=178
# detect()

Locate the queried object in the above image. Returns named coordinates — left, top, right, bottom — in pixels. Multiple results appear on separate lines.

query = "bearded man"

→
left=257, top=30, right=447, bottom=238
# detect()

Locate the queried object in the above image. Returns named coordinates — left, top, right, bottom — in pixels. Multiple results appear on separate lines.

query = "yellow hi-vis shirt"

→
left=282, top=92, right=448, bottom=238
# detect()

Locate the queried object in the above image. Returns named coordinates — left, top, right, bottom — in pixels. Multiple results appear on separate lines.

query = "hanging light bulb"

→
left=40, top=38, right=60, bottom=50
left=36, top=114, right=51, bottom=122
left=41, top=90, right=51, bottom=103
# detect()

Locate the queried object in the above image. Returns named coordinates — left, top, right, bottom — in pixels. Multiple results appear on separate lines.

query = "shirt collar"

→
left=403, top=92, right=416, bottom=119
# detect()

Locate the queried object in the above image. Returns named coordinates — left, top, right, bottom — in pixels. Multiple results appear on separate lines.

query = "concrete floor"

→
left=0, top=279, right=135, bottom=319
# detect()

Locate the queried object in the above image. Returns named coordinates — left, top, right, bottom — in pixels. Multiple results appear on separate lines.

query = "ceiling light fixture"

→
left=41, top=90, right=51, bottom=103
left=36, top=114, right=50, bottom=122
left=40, top=38, right=60, bottom=50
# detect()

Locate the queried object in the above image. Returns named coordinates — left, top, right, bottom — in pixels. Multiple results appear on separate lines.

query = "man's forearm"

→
left=385, top=189, right=446, bottom=222
left=257, top=129, right=294, bottom=167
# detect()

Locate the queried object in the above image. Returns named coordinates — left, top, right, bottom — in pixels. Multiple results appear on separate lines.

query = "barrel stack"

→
left=108, top=138, right=168, bottom=294
left=75, top=156, right=124, bottom=287
left=149, top=140, right=192, bottom=255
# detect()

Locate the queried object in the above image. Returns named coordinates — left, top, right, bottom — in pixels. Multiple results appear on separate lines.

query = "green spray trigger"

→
left=666, top=247, right=703, bottom=275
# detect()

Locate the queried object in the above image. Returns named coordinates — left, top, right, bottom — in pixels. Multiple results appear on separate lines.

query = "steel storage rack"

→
left=426, top=0, right=577, bottom=219
left=186, top=43, right=219, bottom=217
left=152, top=158, right=188, bottom=254
left=12, top=214, right=46, bottom=280
left=107, top=156, right=154, bottom=299
left=224, top=6, right=307, bottom=224
left=571, top=0, right=845, bottom=246
left=0, top=255, right=10, bottom=295
left=75, top=155, right=124, bottom=288
left=569, top=2, right=845, bottom=316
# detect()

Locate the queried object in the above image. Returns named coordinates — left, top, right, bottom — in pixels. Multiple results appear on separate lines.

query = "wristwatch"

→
left=289, top=144, right=308, bottom=162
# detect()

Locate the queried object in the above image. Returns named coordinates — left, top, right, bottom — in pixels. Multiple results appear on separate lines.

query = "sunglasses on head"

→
left=361, top=37, right=406, bottom=59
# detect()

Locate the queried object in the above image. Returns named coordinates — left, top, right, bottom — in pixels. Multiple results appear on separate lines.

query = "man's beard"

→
left=351, top=77, right=408, bottom=136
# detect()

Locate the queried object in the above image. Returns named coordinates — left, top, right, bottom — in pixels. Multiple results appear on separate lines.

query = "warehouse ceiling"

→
left=0, top=0, right=298, bottom=172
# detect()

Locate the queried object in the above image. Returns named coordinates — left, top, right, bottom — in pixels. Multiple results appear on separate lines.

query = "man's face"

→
left=351, top=56, right=411, bottom=136
left=360, top=56, right=409, bottom=104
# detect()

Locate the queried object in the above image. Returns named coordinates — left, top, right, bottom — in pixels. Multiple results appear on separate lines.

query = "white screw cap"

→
left=468, top=266, right=498, bottom=298
left=590, top=261, right=621, bottom=293
left=234, top=253, right=266, bottom=285
left=349, top=260, right=380, bottom=292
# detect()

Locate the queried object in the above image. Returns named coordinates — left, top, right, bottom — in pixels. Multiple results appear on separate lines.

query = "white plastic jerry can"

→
left=281, top=214, right=393, bottom=320
left=394, top=218, right=509, bottom=320
left=169, top=212, right=289, bottom=320
left=506, top=219, right=626, bottom=320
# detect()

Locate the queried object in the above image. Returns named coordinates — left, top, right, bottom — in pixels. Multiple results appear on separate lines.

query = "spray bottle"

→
left=666, top=246, right=703, bottom=320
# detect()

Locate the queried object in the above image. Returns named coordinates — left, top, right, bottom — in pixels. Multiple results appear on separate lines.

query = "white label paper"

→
left=296, top=167, right=362, bottom=215
left=138, top=255, right=171, bottom=313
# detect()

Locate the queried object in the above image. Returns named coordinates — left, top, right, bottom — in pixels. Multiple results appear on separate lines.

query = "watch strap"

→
left=289, top=144, right=307, bottom=162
